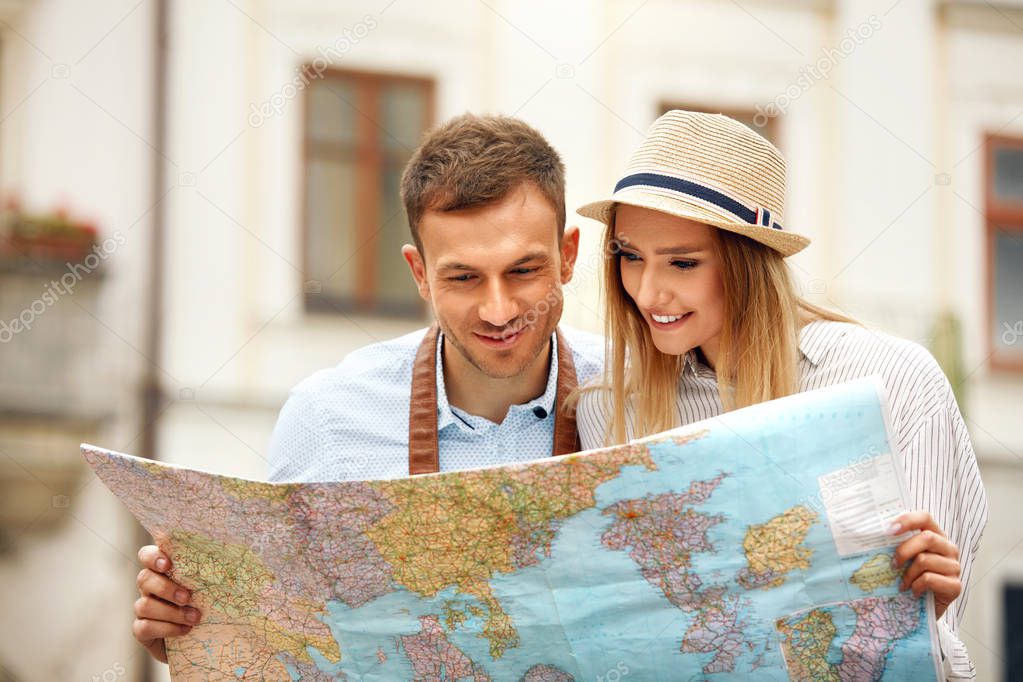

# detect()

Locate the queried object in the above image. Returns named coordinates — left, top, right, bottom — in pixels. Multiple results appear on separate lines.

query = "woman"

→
left=575, top=110, right=986, bottom=679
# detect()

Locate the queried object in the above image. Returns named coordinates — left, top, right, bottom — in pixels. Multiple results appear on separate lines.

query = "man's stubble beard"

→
left=440, top=303, right=562, bottom=381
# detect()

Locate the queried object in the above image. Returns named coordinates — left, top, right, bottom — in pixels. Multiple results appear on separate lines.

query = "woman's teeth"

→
left=652, top=313, right=685, bottom=323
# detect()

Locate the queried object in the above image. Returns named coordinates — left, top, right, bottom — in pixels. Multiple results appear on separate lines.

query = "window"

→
left=301, top=69, right=434, bottom=317
left=658, top=102, right=780, bottom=146
left=1006, top=583, right=1023, bottom=681
left=985, top=135, right=1023, bottom=370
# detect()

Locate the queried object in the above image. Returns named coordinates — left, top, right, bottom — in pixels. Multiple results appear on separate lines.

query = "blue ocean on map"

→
left=308, top=377, right=939, bottom=681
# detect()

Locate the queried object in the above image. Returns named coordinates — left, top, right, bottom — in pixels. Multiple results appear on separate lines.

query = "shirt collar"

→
left=435, top=331, right=560, bottom=431
left=796, top=319, right=835, bottom=367
left=681, top=349, right=704, bottom=378
left=681, top=320, right=830, bottom=378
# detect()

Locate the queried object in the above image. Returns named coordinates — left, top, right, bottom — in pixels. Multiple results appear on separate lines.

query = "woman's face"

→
left=614, top=204, right=726, bottom=366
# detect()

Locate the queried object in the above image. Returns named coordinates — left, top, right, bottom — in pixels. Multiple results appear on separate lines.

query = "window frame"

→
left=1004, top=581, right=1023, bottom=681
left=299, top=67, right=435, bottom=318
left=984, top=133, right=1023, bottom=372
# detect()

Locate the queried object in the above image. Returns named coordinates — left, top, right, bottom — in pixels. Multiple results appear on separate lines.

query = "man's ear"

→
left=559, top=225, right=581, bottom=284
left=402, top=244, right=431, bottom=301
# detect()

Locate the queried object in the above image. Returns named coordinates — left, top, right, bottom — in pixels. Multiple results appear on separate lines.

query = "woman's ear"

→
left=402, top=244, right=431, bottom=300
left=560, top=225, right=581, bottom=284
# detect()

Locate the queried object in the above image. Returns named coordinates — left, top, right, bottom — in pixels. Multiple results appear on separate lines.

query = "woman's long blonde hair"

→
left=596, top=215, right=855, bottom=446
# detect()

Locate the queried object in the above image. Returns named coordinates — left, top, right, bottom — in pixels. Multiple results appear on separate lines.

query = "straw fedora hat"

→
left=577, top=110, right=810, bottom=257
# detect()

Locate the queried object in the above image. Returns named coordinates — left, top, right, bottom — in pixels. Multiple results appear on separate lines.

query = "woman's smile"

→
left=648, top=311, right=694, bottom=329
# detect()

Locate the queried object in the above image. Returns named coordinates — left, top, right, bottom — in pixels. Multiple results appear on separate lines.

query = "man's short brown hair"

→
left=400, top=113, right=566, bottom=252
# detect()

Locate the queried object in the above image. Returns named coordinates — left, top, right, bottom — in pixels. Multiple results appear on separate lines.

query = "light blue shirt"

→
left=267, top=326, right=604, bottom=482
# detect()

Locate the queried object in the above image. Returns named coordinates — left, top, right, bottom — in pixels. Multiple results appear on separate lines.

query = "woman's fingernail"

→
left=185, top=608, right=199, bottom=623
left=886, top=523, right=902, bottom=535
left=156, top=557, right=168, bottom=571
left=175, top=589, right=189, bottom=604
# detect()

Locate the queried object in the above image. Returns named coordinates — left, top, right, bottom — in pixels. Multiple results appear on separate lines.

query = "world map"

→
left=83, top=377, right=940, bottom=680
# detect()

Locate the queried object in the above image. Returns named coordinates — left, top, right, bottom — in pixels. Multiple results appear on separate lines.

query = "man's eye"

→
left=449, top=274, right=474, bottom=282
left=511, top=267, right=540, bottom=275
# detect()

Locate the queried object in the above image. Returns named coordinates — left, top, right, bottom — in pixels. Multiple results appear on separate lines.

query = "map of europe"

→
left=83, top=377, right=940, bottom=680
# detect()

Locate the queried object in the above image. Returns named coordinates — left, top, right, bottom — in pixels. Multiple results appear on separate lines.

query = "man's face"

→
left=403, top=182, right=579, bottom=379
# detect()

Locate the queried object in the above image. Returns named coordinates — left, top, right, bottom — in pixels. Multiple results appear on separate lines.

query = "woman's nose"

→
left=634, top=271, right=672, bottom=311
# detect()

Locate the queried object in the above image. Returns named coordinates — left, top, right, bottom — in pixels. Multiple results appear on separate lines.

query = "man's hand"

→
left=891, top=511, right=961, bottom=619
left=133, top=545, right=202, bottom=663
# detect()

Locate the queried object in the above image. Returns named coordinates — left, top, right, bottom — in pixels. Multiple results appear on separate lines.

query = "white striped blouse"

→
left=577, top=319, right=988, bottom=681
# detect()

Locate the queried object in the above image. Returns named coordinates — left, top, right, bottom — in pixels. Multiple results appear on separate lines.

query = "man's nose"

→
left=478, top=281, right=520, bottom=327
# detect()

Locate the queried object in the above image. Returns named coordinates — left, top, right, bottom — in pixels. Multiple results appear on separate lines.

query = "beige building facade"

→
left=0, top=1, right=1020, bottom=679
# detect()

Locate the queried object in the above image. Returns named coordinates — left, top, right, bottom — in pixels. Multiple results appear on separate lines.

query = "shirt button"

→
left=533, top=406, right=548, bottom=419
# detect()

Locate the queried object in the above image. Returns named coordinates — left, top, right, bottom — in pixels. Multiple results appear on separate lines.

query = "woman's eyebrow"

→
left=654, top=245, right=704, bottom=255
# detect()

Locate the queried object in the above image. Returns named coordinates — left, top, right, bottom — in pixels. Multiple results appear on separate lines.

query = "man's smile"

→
left=473, top=326, right=528, bottom=348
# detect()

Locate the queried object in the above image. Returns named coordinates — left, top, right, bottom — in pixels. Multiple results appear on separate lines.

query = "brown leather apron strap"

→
left=407, top=326, right=580, bottom=475
left=551, top=328, right=580, bottom=455
left=408, top=325, right=441, bottom=475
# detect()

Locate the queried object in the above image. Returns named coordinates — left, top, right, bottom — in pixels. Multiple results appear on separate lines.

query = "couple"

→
left=133, top=110, right=986, bottom=678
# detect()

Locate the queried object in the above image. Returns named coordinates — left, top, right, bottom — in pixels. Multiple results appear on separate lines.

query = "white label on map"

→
left=818, top=454, right=910, bottom=557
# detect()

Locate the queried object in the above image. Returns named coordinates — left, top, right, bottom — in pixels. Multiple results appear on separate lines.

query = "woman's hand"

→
left=891, top=511, right=961, bottom=619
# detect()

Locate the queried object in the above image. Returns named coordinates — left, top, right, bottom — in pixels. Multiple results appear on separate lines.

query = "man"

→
left=131, top=114, right=604, bottom=663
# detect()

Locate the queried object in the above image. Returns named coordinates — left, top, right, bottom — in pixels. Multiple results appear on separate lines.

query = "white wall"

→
left=961, top=461, right=1023, bottom=682
left=940, top=6, right=1023, bottom=679
left=0, top=0, right=153, bottom=678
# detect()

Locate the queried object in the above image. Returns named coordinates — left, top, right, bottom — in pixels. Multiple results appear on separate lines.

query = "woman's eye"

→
left=672, top=260, right=698, bottom=270
left=619, top=252, right=640, bottom=262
